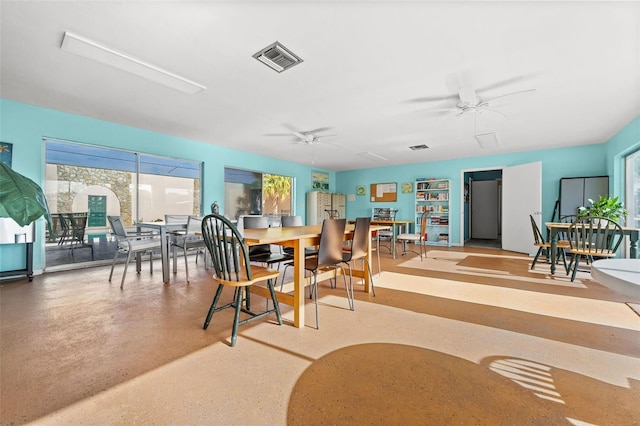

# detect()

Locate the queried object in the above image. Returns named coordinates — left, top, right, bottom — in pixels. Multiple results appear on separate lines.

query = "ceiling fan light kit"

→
left=59, top=32, right=206, bottom=94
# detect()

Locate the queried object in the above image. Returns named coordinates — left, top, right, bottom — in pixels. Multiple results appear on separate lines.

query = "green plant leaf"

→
left=0, top=162, right=55, bottom=236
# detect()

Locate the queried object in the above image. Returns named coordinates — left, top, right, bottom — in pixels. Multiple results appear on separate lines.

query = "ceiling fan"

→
left=409, top=74, right=536, bottom=120
left=265, top=124, right=338, bottom=165
left=266, top=124, right=338, bottom=147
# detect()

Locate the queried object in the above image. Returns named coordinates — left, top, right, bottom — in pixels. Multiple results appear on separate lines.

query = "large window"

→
left=626, top=149, right=640, bottom=228
left=224, top=167, right=293, bottom=220
left=45, top=139, right=202, bottom=231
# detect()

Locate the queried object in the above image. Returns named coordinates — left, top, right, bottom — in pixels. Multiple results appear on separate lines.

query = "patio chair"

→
left=107, top=215, right=161, bottom=288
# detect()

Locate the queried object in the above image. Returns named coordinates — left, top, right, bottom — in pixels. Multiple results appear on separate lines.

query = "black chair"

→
left=243, top=216, right=293, bottom=267
left=529, top=215, right=568, bottom=271
left=566, top=216, right=623, bottom=282
left=281, top=215, right=303, bottom=227
left=170, top=215, right=207, bottom=283
left=341, top=217, right=375, bottom=299
left=283, top=218, right=349, bottom=329
left=67, top=213, right=94, bottom=261
left=281, top=215, right=318, bottom=258
left=201, top=213, right=282, bottom=347
left=107, top=215, right=161, bottom=288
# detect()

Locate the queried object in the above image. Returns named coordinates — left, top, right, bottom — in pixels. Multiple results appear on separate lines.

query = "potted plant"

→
left=0, top=162, right=55, bottom=236
left=577, top=195, right=628, bottom=224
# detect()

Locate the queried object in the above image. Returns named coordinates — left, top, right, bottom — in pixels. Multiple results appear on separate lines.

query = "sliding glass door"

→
left=44, top=138, right=201, bottom=268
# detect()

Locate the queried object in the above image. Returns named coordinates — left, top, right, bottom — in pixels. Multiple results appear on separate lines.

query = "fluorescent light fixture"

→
left=475, top=132, right=500, bottom=149
left=60, top=32, right=206, bottom=94
left=359, top=151, right=389, bottom=162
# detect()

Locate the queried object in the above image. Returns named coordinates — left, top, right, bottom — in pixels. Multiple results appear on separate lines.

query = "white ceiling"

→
left=1, top=1, right=639, bottom=171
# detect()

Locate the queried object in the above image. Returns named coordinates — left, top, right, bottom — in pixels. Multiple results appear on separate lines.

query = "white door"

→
left=502, top=161, right=542, bottom=254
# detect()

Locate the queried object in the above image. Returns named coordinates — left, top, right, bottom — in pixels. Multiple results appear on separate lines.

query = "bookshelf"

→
left=415, top=178, right=451, bottom=246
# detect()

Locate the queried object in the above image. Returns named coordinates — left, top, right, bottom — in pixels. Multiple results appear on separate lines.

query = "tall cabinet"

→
left=306, top=192, right=346, bottom=225
left=415, top=178, right=451, bottom=246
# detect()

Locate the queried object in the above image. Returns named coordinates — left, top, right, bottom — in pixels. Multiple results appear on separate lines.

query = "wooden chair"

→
left=529, top=215, right=569, bottom=271
left=201, top=213, right=282, bottom=347
left=107, top=215, right=161, bottom=288
left=341, top=217, right=376, bottom=298
left=396, top=211, right=427, bottom=260
left=566, top=216, right=623, bottom=282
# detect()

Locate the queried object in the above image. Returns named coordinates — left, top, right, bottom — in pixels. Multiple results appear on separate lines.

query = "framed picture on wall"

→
left=312, top=170, right=329, bottom=190
left=0, top=142, right=12, bottom=166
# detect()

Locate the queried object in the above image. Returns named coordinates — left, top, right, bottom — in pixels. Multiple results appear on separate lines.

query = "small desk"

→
left=351, top=219, right=412, bottom=259
left=136, top=221, right=187, bottom=283
left=243, top=224, right=387, bottom=328
left=546, top=222, right=640, bottom=274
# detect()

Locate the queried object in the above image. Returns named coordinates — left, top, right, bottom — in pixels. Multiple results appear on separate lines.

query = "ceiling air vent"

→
left=409, top=144, right=429, bottom=151
left=253, top=41, right=303, bottom=73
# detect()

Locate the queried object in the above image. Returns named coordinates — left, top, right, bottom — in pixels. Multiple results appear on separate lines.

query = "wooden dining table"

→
left=242, top=223, right=389, bottom=328
left=350, top=219, right=413, bottom=259
left=546, top=222, right=639, bottom=274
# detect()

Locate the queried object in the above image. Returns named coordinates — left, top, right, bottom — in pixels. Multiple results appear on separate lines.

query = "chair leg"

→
left=121, top=250, right=133, bottom=289
left=203, top=284, right=225, bottom=329
left=266, top=278, right=283, bottom=325
left=230, top=286, right=244, bottom=347
left=183, top=246, right=190, bottom=283
left=109, top=250, right=120, bottom=282
left=340, top=263, right=354, bottom=311
left=570, top=254, right=582, bottom=282
left=531, top=247, right=544, bottom=269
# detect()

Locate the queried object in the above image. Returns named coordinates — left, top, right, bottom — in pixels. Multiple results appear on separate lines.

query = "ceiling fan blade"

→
left=264, top=133, right=294, bottom=137
left=477, top=74, right=535, bottom=93
left=307, top=126, right=333, bottom=134
left=416, top=107, right=457, bottom=116
left=458, top=86, right=478, bottom=105
left=483, top=88, right=536, bottom=106
left=282, top=123, right=302, bottom=133
left=292, top=132, right=306, bottom=139
left=407, top=94, right=457, bottom=104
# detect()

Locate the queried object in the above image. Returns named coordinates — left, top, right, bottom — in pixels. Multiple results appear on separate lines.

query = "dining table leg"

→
left=159, top=227, right=171, bottom=283
left=292, top=239, right=305, bottom=328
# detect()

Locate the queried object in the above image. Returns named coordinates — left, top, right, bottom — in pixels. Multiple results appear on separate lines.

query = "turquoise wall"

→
left=0, top=99, right=333, bottom=273
left=336, top=144, right=610, bottom=244
left=1, top=97, right=636, bottom=275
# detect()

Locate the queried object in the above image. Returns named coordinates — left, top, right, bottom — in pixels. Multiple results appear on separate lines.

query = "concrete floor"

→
left=1, top=246, right=639, bottom=425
